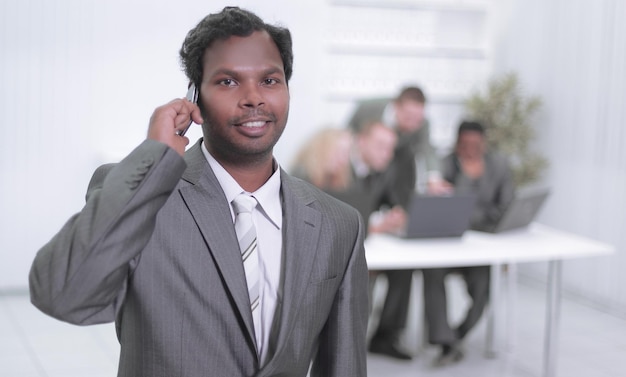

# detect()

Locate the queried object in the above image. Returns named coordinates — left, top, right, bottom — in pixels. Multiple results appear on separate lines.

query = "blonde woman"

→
left=291, top=127, right=354, bottom=191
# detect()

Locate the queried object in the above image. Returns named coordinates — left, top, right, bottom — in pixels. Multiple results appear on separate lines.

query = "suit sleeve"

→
left=29, top=139, right=186, bottom=325
left=483, top=155, right=515, bottom=224
left=471, top=154, right=516, bottom=227
left=310, top=210, right=369, bottom=377
left=440, top=153, right=458, bottom=184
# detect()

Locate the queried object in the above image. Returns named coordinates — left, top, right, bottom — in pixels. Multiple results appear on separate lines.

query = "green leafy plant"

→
left=465, top=72, right=548, bottom=187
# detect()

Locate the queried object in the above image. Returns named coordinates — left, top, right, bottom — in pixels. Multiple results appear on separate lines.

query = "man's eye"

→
left=220, top=79, right=236, bottom=86
left=263, top=78, right=278, bottom=85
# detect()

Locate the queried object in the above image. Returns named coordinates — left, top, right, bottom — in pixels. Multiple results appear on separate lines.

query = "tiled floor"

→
left=2, top=275, right=626, bottom=377
left=367, top=275, right=626, bottom=377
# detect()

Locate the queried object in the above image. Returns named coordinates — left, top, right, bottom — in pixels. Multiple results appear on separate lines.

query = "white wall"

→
left=493, top=0, right=626, bottom=313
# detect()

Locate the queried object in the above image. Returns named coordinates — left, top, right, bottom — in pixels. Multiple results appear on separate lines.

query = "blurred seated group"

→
left=289, top=86, right=515, bottom=367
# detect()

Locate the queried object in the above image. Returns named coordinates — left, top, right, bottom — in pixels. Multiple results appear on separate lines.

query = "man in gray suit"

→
left=422, top=121, right=515, bottom=367
left=29, top=7, right=368, bottom=377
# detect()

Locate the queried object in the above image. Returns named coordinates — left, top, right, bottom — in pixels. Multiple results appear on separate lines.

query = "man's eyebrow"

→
left=262, top=67, right=284, bottom=76
left=208, top=66, right=285, bottom=78
left=208, top=68, right=239, bottom=78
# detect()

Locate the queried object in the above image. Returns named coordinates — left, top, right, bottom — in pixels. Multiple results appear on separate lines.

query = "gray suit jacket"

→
left=29, top=139, right=368, bottom=377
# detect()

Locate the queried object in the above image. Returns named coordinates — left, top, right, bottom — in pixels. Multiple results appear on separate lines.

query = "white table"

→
left=365, top=223, right=615, bottom=377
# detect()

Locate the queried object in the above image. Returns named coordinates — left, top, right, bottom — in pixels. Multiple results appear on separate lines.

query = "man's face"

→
left=394, top=100, right=425, bottom=133
left=199, top=30, right=290, bottom=164
left=456, top=131, right=486, bottom=160
left=360, top=124, right=398, bottom=172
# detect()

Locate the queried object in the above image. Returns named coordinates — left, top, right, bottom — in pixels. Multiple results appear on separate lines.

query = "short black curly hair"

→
left=458, top=120, right=485, bottom=136
left=179, top=7, right=293, bottom=87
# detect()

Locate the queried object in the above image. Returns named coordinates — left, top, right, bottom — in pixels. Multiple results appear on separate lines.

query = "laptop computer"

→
left=403, top=193, right=477, bottom=238
left=478, top=186, right=551, bottom=233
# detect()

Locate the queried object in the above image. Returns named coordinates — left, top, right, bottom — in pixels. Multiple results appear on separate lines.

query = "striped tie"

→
left=232, top=194, right=260, bottom=315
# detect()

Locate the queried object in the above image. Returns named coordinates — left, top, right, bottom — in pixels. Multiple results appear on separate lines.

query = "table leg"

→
left=485, top=263, right=501, bottom=358
left=543, top=260, right=562, bottom=377
left=506, top=263, right=518, bottom=357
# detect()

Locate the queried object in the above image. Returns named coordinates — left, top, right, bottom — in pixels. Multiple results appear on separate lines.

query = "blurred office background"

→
left=1, top=0, right=625, bottom=375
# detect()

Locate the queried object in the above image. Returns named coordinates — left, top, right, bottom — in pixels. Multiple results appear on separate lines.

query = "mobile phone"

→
left=176, top=83, right=198, bottom=136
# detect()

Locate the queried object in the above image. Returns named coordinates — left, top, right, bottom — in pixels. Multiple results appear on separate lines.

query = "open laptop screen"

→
left=403, top=194, right=477, bottom=238
left=478, top=186, right=551, bottom=233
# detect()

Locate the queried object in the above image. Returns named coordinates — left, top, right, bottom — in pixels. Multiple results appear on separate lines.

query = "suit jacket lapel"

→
left=178, top=140, right=258, bottom=354
left=264, top=172, right=322, bottom=369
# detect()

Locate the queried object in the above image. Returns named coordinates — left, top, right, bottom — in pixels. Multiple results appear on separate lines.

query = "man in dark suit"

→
left=29, top=7, right=368, bottom=377
left=422, top=121, right=515, bottom=367
left=346, top=121, right=413, bottom=360
left=347, top=87, right=451, bottom=360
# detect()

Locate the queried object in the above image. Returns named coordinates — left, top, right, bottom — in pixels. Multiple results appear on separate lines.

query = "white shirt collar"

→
left=201, top=142, right=282, bottom=229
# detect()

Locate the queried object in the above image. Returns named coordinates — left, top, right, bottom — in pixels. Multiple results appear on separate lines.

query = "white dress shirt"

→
left=201, top=143, right=283, bottom=366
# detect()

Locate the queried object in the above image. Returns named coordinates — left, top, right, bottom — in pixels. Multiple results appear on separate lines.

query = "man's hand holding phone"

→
left=147, top=84, right=203, bottom=156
